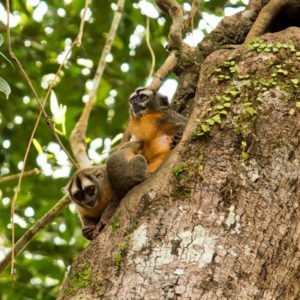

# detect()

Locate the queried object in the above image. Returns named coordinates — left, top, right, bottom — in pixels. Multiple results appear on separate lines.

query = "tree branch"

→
left=147, top=51, right=177, bottom=90
left=155, top=0, right=184, bottom=50
left=0, top=169, right=40, bottom=184
left=0, top=196, right=71, bottom=274
left=70, top=0, right=126, bottom=169
left=185, top=0, right=200, bottom=31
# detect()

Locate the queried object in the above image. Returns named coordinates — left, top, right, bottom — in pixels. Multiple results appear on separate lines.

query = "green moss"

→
left=112, top=252, right=122, bottom=267
left=112, top=237, right=130, bottom=268
left=198, top=143, right=205, bottom=173
left=111, top=214, right=120, bottom=235
left=64, top=265, right=93, bottom=296
left=172, top=163, right=187, bottom=176
left=194, top=39, right=300, bottom=161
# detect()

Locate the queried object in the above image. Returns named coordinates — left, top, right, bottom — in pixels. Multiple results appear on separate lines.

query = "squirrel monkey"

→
left=128, top=88, right=187, bottom=173
left=66, top=141, right=147, bottom=240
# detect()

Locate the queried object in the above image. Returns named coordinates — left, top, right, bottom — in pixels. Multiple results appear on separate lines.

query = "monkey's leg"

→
left=107, top=144, right=148, bottom=197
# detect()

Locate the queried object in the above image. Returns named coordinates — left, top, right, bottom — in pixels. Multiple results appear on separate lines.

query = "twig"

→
left=155, top=0, right=184, bottom=50
left=147, top=51, right=177, bottom=90
left=5, top=5, right=78, bottom=169
left=70, top=0, right=126, bottom=169
left=6, top=0, right=90, bottom=284
left=0, top=169, right=40, bottom=184
left=146, top=16, right=156, bottom=81
left=146, top=0, right=188, bottom=91
left=185, top=0, right=200, bottom=31
left=148, top=0, right=201, bottom=91
left=76, top=0, right=90, bottom=45
left=0, top=196, right=71, bottom=274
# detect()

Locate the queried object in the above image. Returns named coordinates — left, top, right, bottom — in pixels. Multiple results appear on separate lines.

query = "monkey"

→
left=66, top=141, right=147, bottom=240
left=128, top=87, right=187, bottom=174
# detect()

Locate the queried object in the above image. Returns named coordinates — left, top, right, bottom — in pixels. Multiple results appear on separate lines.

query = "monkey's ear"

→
left=160, top=95, right=169, bottom=106
left=135, top=87, right=145, bottom=94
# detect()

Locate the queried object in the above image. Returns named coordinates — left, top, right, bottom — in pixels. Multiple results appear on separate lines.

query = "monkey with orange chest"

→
left=128, top=88, right=187, bottom=173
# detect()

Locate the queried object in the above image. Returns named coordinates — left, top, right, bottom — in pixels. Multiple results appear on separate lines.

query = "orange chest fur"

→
left=129, top=113, right=177, bottom=161
left=129, top=113, right=165, bottom=142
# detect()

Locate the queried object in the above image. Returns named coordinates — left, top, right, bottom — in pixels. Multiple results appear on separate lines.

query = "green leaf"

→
left=33, top=138, right=43, bottom=154
left=201, top=124, right=210, bottom=132
left=219, top=110, right=227, bottom=115
left=0, top=77, right=11, bottom=99
left=0, top=34, right=3, bottom=47
left=246, top=107, right=256, bottom=116
left=241, top=151, right=248, bottom=160
left=212, top=114, right=221, bottom=124
left=215, top=104, right=224, bottom=110
left=0, top=51, right=15, bottom=70
left=206, top=118, right=215, bottom=125
left=291, top=79, right=299, bottom=85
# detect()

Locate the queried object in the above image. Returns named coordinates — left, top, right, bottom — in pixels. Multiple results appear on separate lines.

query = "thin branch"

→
left=6, top=0, right=90, bottom=284
left=146, top=16, right=156, bottom=81
left=0, top=169, right=40, bottom=184
left=0, top=196, right=71, bottom=274
left=147, top=51, right=177, bottom=90
left=148, top=0, right=201, bottom=92
left=146, top=0, right=190, bottom=91
left=6, top=6, right=78, bottom=169
left=70, top=0, right=126, bottom=169
left=76, top=0, right=90, bottom=46
left=155, top=0, right=184, bottom=50
left=185, top=0, right=200, bottom=31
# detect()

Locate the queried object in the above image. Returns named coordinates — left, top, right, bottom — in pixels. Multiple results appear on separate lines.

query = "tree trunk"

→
left=58, top=4, right=300, bottom=300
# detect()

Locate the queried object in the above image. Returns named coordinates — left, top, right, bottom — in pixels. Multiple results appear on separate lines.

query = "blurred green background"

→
left=0, top=0, right=247, bottom=298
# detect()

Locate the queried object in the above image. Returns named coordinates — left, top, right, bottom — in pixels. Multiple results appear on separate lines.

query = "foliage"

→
left=0, top=0, right=246, bottom=299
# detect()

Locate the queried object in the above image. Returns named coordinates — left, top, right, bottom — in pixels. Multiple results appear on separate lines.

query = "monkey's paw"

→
left=82, top=225, right=97, bottom=241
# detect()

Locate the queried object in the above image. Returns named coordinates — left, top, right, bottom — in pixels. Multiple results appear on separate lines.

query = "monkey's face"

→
left=129, top=88, right=169, bottom=117
left=66, top=167, right=105, bottom=208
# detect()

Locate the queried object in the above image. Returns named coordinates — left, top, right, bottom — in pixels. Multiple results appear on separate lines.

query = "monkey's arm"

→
left=80, top=215, right=101, bottom=240
left=159, top=110, right=187, bottom=149
left=164, top=110, right=187, bottom=128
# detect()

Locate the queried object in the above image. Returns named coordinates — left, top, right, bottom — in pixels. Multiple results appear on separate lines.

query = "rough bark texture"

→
left=58, top=6, right=300, bottom=300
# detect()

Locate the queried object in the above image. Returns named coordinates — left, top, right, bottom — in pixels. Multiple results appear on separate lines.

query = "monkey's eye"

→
left=74, top=191, right=85, bottom=202
left=85, top=186, right=95, bottom=196
left=140, top=95, right=148, bottom=101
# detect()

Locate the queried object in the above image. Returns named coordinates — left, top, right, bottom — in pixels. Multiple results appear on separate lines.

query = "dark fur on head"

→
left=129, top=88, right=169, bottom=117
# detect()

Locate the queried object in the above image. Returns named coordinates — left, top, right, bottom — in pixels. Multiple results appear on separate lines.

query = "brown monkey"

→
left=66, top=141, right=147, bottom=240
left=128, top=88, right=187, bottom=173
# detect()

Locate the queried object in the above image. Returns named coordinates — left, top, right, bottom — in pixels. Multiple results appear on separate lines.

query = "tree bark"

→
left=58, top=5, right=300, bottom=300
